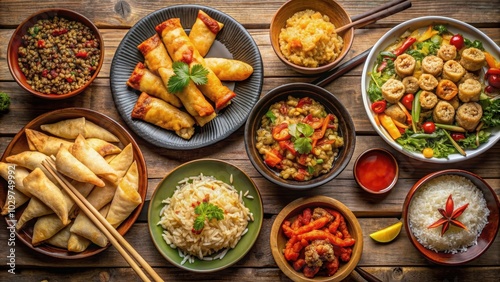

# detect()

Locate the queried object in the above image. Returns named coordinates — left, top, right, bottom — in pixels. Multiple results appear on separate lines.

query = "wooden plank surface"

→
left=0, top=0, right=499, bottom=281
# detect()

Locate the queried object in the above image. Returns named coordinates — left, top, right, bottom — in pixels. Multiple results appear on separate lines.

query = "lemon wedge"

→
left=369, top=221, right=403, bottom=243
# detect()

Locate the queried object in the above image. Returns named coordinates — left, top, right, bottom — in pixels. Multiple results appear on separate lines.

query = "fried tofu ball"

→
left=402, top=76, right=419, bottom=94
left=442, top=60, right=466, bottom=83
left=384, top=104, right=407, bottom=124
left=394, top=54, right=416, bottom=78
left=455, top=102, right=483, bottom=131
left=422, top=55, right=444, bottom=76
left=419, top=90, right=438, bottom=110
left=458, top=78, right=482, bottom=102
left=418, top=73, right=439, bottom=91
left=436, top=79, right=458, bottom=101
left=437, top=44, right=457, bottom=61
left=432, top=100, right=455, bottom=124
left=460, top=47, right=486, bottom=71
left=381, top=78, right=405, bottom=104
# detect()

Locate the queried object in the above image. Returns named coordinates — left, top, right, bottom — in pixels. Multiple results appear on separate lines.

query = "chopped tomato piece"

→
left=293, top=168, right=308, bottom=181
left=76, top=50, right=88, bottom=58
left=37, top=39, right=45, bottom=48
left=297, top=97, right=313, bottom=108
left=303, top=114, right=323, bottom=129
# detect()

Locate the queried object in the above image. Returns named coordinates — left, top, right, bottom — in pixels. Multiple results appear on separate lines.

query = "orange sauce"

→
left=355, top=150, right=396, bottom=192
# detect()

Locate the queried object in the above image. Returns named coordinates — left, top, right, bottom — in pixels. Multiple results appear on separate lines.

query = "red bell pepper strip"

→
left=312, top=114, right=333, bottom=148
left=278, top=140, right=297, bottom=156
left=272, top=123, right=291, bottom=141
left=371, top=100, right=387, bottom=114
left=377, top=37, right=417, bottom=72
left=303, top=114, right=323, bottom=129
left=264, top=149, right=282, bottom=168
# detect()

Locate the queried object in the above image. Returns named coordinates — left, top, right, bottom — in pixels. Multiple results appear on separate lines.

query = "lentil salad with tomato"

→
left=256, top=96, right=344, bottom=181
left=17, top=16, right=101, bottom=95
left=367, top=23, right=500, bottom=159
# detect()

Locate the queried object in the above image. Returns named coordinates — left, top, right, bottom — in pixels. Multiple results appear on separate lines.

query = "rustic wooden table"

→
left=0, top=0, right=499, bottom=281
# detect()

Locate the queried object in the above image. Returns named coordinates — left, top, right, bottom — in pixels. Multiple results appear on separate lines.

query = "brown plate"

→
left=403, top=169, right=500, bottom=265
left=7, top=9, right=104, bottom=100
left=0, top=108, right=147, bottom=259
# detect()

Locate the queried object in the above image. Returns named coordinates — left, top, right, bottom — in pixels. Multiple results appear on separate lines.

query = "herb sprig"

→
left=193, top=202, right=224, bottom=232
left=167, top=61, right=209, bottom=93
left=289, top=123, right=314, bottom=154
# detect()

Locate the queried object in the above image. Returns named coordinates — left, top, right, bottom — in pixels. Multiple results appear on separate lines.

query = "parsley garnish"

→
left=266, top=110, right=277, bottom=124
left=193, top=202, right=224, bottom=232
left=167, top=61, right=209, bottom=93
left=289, top=123, right=314, bottom=154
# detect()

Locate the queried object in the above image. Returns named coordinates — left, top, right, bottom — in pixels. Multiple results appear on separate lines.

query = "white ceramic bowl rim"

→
left=361, top=16, right=500, bottom=164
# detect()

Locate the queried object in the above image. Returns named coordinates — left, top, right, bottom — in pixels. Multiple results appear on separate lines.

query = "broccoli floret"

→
left=0, top=92, right=11, bottom=112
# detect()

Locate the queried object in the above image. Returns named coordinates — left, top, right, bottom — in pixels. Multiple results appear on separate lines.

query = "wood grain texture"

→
left=0, top=0, right=499, bottom=281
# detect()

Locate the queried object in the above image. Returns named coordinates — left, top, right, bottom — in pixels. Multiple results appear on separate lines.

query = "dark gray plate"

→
left=110, top=5, right=263, bottom=149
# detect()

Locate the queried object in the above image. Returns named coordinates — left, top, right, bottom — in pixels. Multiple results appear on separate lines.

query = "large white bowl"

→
left=361, top=16, right=500, bottom=163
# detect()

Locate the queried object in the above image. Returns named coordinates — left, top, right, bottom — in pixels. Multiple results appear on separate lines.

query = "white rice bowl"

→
left=157, top=174, right=253, bottom=262
left=408, top=175, right=490, bottom=253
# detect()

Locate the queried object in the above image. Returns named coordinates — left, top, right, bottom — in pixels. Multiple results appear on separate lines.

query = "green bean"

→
left=411, top=90, right=422, bottom=132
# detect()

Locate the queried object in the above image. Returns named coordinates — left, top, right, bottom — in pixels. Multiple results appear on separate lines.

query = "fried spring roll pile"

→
left=127, top=9, right=254, bottom=140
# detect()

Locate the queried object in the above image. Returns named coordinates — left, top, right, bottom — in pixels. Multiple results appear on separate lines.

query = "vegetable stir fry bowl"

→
left=361, top=16, right=500, bottom=163
left=244, top=83, right=355, bottom=189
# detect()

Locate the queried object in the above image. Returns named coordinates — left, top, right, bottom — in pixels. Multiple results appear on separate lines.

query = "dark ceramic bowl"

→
left=7, top=9, right=104, bottom=99
left=244, top=82, right=355, bottom=189
left=269, top=0, right=354, bottom=75
left=402, top=169, right=500, bottom=265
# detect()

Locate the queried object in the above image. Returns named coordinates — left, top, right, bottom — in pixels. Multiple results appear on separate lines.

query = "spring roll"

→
left=204, top=58, right=254, bottom=81
left=131, top=92, right=196, bottom=140
left=158, top=67, right=216, bottom=126
left=156, top=18, right=236, bottom=110
left=137, top=33, right=173, bottom=75
left=127, top=62, right=182, bottom=108
left=189, top=10, right=224, bottom=57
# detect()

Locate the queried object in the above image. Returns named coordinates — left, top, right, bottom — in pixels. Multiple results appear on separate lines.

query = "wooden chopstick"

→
left=41, top=158, right=164, bottom=282
left=336, top=0, right=412, bottom=34
left=310, top=48, right=371, bottom=87
left=350, top=0, right=409, bottom=22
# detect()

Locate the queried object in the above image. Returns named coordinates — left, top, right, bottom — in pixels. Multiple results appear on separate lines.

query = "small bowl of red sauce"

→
left=353, top=148, right=399, bottom=194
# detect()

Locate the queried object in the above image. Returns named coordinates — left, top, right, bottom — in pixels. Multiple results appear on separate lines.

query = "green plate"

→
left=148, top=159, right=263, bottom=272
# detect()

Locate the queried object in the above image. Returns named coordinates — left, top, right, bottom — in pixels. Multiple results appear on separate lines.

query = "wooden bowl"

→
left=0, top=108, right=147, bottom=259
left=353, top=148, right=399, bottom=195
left=270, top=195, right=363, bottom=281
left=244, top=82, right=356, bottom=189
left=7, top=9, right=104, bottom=99
left=402, top=169, right=500, bottom=265
left=269, top=0, right=354, bottom=74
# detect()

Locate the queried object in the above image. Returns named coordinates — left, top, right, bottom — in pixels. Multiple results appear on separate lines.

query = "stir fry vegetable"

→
left=368, top=24, right=500, bottom=159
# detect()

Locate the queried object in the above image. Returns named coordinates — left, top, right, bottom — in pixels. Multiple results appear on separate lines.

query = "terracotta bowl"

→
left=7, top=9, right=104, bottom=99
left=244, top=82, right=356, bottom=189
left=353, top=148, right=399, bottom=195
left=0, top=108, right=147, bottom=259
left=402, top=169, right=500, bottom=265
left=269, top=0, right=354, bottom=74
left=270, top=195, right=363, bottom=281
